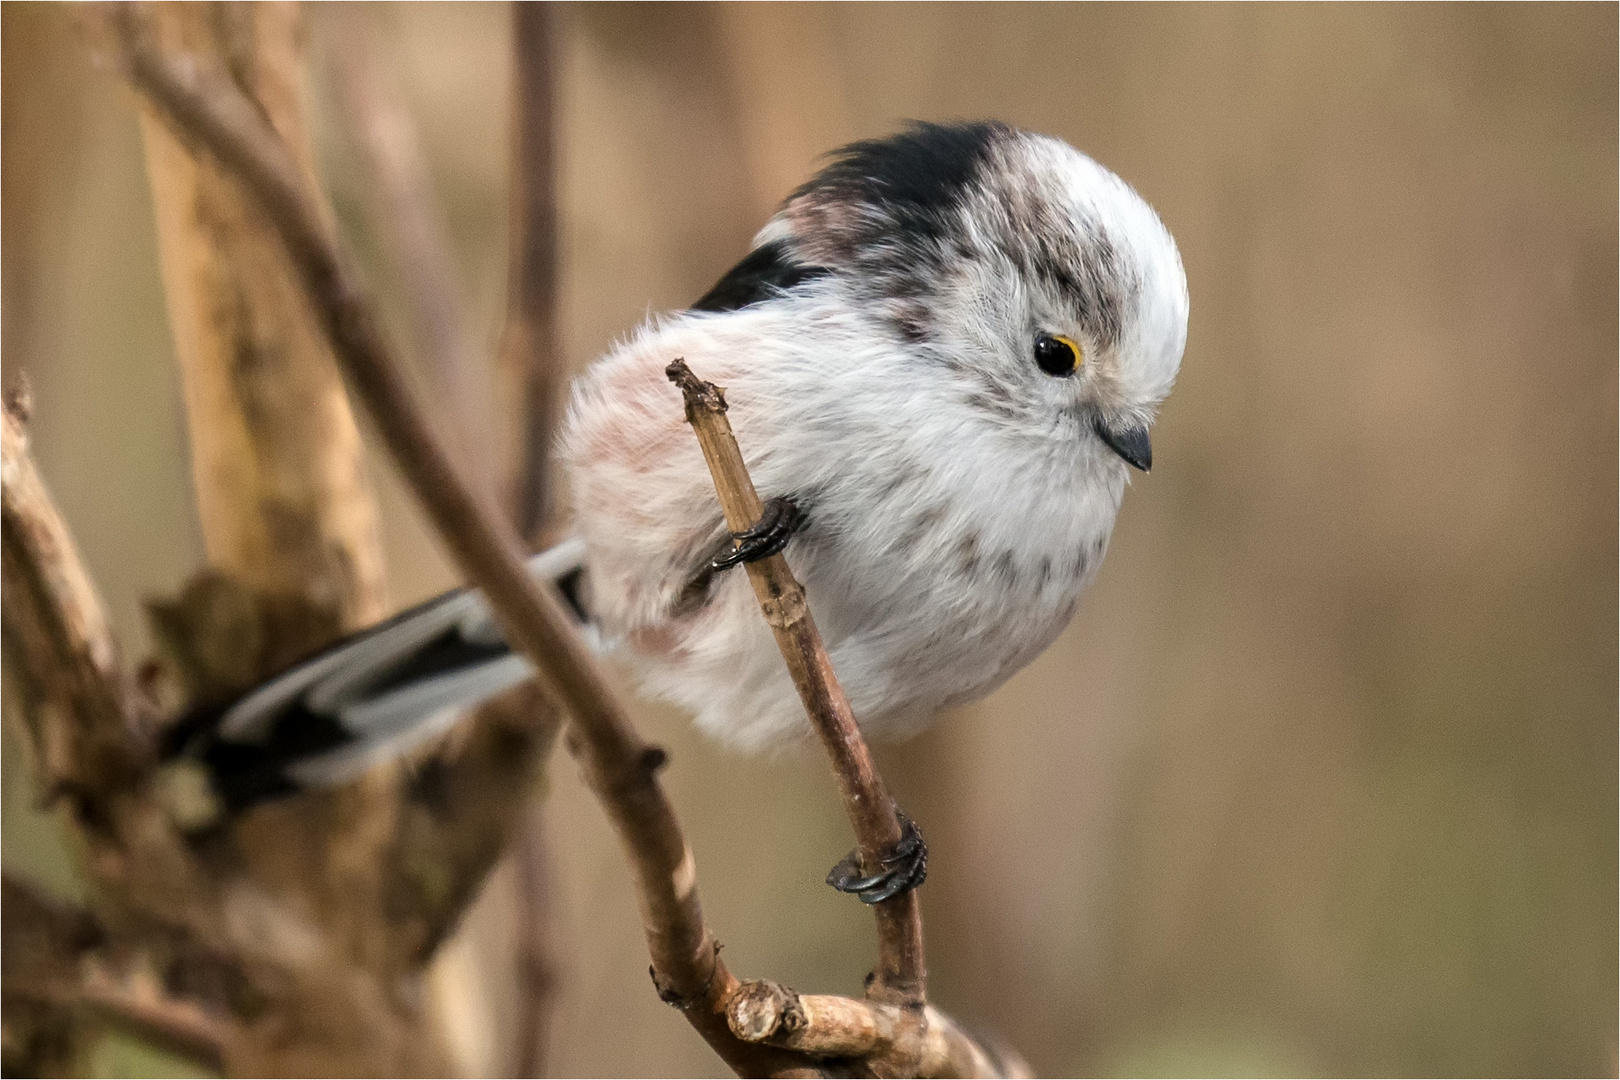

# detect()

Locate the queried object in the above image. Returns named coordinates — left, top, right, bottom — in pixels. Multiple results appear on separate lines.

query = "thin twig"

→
left=503, top=9, right=566, bottom=1070
left=77, top=969, right=233, bottom=1074
left=1, top=405, right=151, bottom=802
left=666, top=359, right=926, bottom=1007
left=110, top=21, right=800, bottom=1077
left=325, top=4, right=499, bottom=500
left=504, top=0, right=563, bottom=543
left=1, top=873, right=233, bottom=1076
left=512, top=799, right=560, bottom=1077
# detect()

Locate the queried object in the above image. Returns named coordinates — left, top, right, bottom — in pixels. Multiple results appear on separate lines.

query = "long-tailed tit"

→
left=170, top=122, right=1188, bottom=897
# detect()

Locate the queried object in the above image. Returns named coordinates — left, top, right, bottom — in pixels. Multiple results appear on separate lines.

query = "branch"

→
left=503, top=9, right=567, bottom=1070
left=2, top=873, right=231, bottom=1076
left=320, top=5, right=569, bottom=995
left=727, top=981, right=1028, bottom=1079
left=666, top=360, right=925, bottom=1005
left=664, top=370, right=1028, bottom=1076
left=0, top=398, right=150, bottom=809
left=109, top=20, right=800, bottom=1077
left=325, top=4, right=499, bottom=499
left=503, top=1, right=563, bottom=542
left=122, top=3, right=390, bottom=633
left=1, top=870, right=103, bottom=1076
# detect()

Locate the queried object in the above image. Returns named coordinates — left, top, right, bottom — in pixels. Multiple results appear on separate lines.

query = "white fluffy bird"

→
left=174, top=122, right=1188, bottom=844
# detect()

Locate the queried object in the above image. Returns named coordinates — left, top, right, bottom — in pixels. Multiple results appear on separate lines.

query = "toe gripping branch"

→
left=826, top=811, right=928, bottom=905
left=711, top=495, right=804, bottom=571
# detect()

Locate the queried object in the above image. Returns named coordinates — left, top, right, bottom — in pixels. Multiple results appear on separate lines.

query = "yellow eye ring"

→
left=1034, top=333, right=1083, bottom=377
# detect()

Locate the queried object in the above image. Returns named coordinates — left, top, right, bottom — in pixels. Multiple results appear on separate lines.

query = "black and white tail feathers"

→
left=164, top=540, right=591, bottom=812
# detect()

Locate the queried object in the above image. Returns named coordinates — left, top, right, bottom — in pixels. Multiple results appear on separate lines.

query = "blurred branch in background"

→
left=134, top=0, right=389, bottom=635
left=502, top=1, right=563, bottom=545
left=2, top=872, right=229, bottom=1076
left=324, top=4, right=567, bottom=1071
left=0, top=4, right=559, bottom=1074
left=502, top=8, right=566, bottom=1074
left=325, top=2, right=499, bottom=507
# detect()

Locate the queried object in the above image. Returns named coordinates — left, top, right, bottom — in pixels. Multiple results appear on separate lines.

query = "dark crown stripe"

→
left=794, top=120, right=1012, bottom=243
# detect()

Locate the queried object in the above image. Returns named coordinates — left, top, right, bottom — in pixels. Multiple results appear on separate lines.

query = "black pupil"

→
left=1034, top=334, right=1076, bottom=377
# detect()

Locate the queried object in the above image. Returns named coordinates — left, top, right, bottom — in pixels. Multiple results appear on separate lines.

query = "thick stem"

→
left=135, top=1, right=388, bottom=633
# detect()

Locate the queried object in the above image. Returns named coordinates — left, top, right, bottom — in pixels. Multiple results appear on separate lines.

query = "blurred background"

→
left=3, top=3, right=1615, bottom=1076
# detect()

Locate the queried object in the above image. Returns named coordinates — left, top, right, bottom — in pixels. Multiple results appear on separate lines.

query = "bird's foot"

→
left=711, top=495, right=804, bottom=570
left=826, top=811, right=927, bottom=904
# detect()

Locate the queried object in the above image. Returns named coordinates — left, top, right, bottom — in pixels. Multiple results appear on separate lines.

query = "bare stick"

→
left=2, top=873, right=231, bottom=1076
left=727, top=981, right=1028, bottom=1079
left=325, top=4, right=499, bottom=500
left=0, top=404, right=150, bottom=800
left=110, top=23, right=800, bottom=1077
left=502, top=9, right=566, bottom=1070
left=503, top=1, right=563, bottom=543
left=75, top=969, right=232, bottom=1074
left=666, top=359, right=926, bottom=1006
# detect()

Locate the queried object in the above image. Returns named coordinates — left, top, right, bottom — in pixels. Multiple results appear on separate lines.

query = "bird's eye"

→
left=1034, top=333, right=1082, bottom=377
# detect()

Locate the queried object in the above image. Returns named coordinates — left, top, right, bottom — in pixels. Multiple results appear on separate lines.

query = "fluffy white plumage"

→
left=563, top=127, right=1187, bottom=749
left=180, top=122, right=1188, bottom=806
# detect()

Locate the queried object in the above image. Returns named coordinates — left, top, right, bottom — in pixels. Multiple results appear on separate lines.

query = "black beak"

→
left=1094, top=415, right=1152, bottom=472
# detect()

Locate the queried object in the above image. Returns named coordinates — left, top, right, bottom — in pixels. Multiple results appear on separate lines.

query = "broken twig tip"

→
left=665, top=357, right=726, bottom=417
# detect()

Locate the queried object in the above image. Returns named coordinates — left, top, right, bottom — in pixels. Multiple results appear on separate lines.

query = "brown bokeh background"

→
left=4, top=3, right=1615, bottom=1076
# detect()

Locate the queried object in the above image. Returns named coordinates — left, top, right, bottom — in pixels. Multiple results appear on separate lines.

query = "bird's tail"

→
left=163, top=539, right=592, bottom=813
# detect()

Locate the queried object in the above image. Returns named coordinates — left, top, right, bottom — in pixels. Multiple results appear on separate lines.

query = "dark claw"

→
left=826, top=812, right=927, bottom=905
left=711, top=495, right=805, bottom=571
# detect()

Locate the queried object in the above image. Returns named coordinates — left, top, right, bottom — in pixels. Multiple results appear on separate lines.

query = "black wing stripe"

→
left=690, top=239, right=830, bottom=313
left=356, top=626, right=514, bottom=702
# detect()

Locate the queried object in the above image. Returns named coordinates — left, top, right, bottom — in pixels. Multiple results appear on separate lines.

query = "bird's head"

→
left=763, top=121, right=1188, bottom=472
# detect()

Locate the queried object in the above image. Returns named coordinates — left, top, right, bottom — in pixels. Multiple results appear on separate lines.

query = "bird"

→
left=166, top=120, right=1188, bottom=902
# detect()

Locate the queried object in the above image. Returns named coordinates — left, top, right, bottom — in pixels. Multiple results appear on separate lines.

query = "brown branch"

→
left=324, top=3, right=499, bottom=500
left=502, top=8, right=567, bottom=1070
left=666, top=366, right=1032, bottom=1076
left=510, top=798, right=561, bottom=1077
left=666, top=360, right=926, bottom=1007
left=1, top=870, right=103, bottom=1076
left=2, top=873, right=231, bottom=1076
left=727, top=981, right=1028, bottom=1079
left=503, top=0, right=563, bottom=543
left=320, top=8, right=569, bottom=1013
left=74, top=967, right=232, bottom=1074
left=127, top=2, right=389, bottom=634
left=331, top=5, right=571, bottom=1066
left=0, top=402, right=151, bottom=808
left=109, top=19, right=802, bottom=1077
left=5, top=338, right=453, bottom=1076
